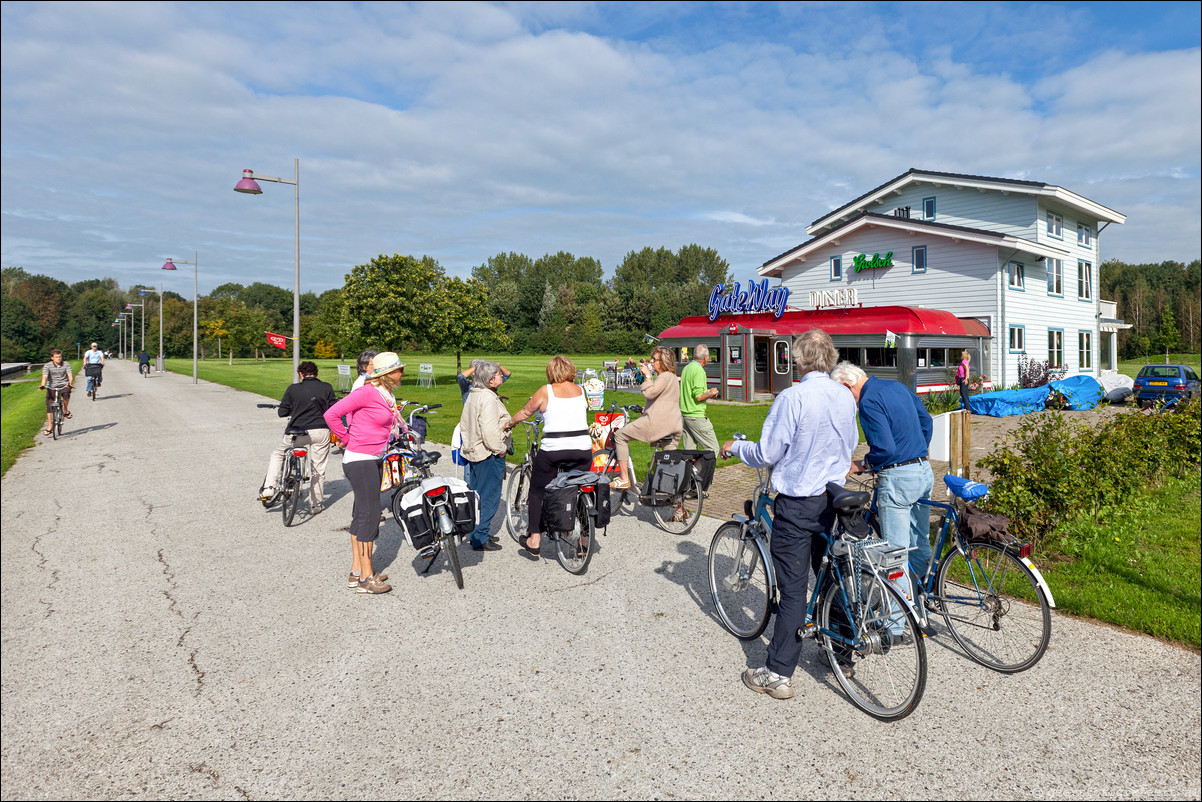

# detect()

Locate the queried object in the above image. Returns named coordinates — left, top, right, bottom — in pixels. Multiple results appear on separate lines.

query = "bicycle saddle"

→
left=409, top=450, right=441, bottom=468
left=284, top=426, right=309, bottom=436
left=651, top=435, right=676, bottom=448
left=826, top=482, right=869, bottom=512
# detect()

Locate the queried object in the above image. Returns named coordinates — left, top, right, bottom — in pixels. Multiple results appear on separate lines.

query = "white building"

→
left=759, top=169, right=1128, bottom=388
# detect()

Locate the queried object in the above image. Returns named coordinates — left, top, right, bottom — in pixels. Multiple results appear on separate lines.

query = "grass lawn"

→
left=1041, top=472, right=1201, bottom=649
left=164, top=355, right=783, bottom=467
left=1118, top=352, right=1201, bottom=379
left=1, top=362, right=78, bottom=477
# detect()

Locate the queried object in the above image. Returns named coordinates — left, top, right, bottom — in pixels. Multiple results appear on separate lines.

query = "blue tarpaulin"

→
left=966, top=375, right=1105, bottom=417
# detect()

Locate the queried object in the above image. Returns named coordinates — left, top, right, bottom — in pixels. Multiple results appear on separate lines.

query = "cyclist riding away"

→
left=138, top=348, right=151, bottom=376
left=259, top=361, right=338, bottom=514
left=83, top=342, right=104, bottom=396
left=720, top=329, right=857, bottom=700
left=40, top=349, right=75, bottom=434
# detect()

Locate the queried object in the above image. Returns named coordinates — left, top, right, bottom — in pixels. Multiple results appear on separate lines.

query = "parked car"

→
left=1132, top=364, right=1201, bottom=408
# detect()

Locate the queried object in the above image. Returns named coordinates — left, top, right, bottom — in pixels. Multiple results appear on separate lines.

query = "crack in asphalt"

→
left=156, top=546, right=205, bottom=699
left=30, top=504, right=63, bottom=619
left=546, top=567, right=616, bottom=591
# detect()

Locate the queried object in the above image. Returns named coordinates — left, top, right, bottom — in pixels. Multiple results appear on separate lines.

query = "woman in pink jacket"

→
left=324, top=352, right=406, bottom=595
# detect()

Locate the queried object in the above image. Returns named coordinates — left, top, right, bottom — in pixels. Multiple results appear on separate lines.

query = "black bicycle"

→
left=257, top=403, right=310, bottom=526
left=84, top=363, right=102, bottom=400
left=43, top=387, right=66, bottom=440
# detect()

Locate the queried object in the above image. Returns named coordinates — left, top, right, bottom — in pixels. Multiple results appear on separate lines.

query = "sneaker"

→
left=259, top=488, right=275, bottom=502
left=610, top=477, right=631, bottom=490
left=310, top=503, right=323, bottom=515
left=356, top=574, right=392, bottom=594
left=741, top=667, right=793, bottom=700
left=817, top=649, right=856, bottom=679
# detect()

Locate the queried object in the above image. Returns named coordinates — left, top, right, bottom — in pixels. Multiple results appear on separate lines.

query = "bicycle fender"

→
left=1019, top=557, right=1057, bottom=608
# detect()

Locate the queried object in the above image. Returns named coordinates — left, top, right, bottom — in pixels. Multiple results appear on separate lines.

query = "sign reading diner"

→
left=707, top=280, right=790, bottom=321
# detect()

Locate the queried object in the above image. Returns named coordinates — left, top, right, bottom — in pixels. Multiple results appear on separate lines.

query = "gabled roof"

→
left=761, top=212, right=1072, bottom=278
left=807, top=168, right=1126, bottom=235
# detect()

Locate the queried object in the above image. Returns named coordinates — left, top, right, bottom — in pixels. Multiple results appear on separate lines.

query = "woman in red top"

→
left=324, top=352, right=406, bottom=595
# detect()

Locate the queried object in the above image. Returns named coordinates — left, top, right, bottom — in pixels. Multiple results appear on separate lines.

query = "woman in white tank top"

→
left=504, top=356, right=594, bottom=557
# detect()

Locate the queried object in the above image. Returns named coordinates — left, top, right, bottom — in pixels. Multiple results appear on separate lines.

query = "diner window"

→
left=1047, top=212, right=1062, bottom=238
left=912, top=245, right=927, bottom=274
left=774, top=341, right=791, bottom=374
left=922, top=197, right=936, bottom=220
left=830, top=255, right=842, bottom=281
left=837, top=347, right=861, bottom=364
left=709, top=346, right=721, bottom=365
left=1048, top=330, right=1064, bottom=369
left=1008, top=262, right=1025, bottom=290
left=1077, top=224, right=1091, bottom=247
left=928, top=348, right=948, bottom=368
left=1046, top=258, right=1063, bottom=296
left=1078, top=260, right=1092, bottom=300
left=864, top=348, right=897, bottom=368
left=1009, top=326, right=1025, bottom=353
left=1078, top=331, right=1092, bottom=370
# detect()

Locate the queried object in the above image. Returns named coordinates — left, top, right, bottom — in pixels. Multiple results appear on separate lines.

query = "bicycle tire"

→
left=554, top=494, right=595, bottom=575
left=91, top=379, right=98, bottom=401
left=51, top=404, right=61, bottom=440
left=593, top=448, right=636, bottom=511
left=504, top=463, right=532, bottom=543
left=445, top=533, right=464, bottom=590
left=708, top=521, right=771, bottom=640
left=818, top=572, right=927, bottom=721
left=651, top=465, right=703, bottom=535
left=935, top=540, right=1051, bottom=673
left=282, top=464, right=301, bottom=527
left=389, top=479, right=420, bottom=529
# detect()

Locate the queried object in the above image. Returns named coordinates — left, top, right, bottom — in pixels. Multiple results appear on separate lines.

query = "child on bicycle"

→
left=39, top=349, right=74, bottom=434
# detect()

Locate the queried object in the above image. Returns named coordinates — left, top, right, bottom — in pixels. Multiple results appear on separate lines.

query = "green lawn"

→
left=1, top=362, right=78, bottom=477
left=164, top=355, right=781, bottom=467
left=1118, top=352, right=1201, bottom=379
left=1040, top=473, right=1201, bottom=648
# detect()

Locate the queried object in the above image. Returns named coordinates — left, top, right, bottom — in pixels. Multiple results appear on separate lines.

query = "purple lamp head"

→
left=162, top=259, right=177, bottom=271
left=234, top=169, right=263, bottom=194
left=125, top=304, right=133, bottom=310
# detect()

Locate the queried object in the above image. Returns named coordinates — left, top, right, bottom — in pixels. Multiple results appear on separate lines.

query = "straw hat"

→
left=368, top=352, right=405, bottom=379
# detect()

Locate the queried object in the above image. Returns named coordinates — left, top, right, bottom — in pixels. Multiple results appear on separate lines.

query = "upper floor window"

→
left=922, top=197, right=936, bottom=220
left=1078, top=260, right=1093, bottom=300
left=1077, top=224, right=1092, bottom=247
left=1046, top=258, right=1063, bottom=295
left=1048, top=330, right=1064, bottom=369
left=1078, top=331, right=1093, bottom=371
left=912, top=246, right=927, bottom=274
left=830, top=255, right=842, bottom=281
left=1008, top=262, right=1025, bottom=290
left=1047, top=212, right=1063, bottom=238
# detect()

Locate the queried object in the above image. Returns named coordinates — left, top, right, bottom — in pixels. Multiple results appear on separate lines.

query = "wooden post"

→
left=949, top=409, right=971, bottom=479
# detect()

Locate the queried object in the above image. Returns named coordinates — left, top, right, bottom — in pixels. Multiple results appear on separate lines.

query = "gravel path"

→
left=2, top=362, right=1199, bottom=800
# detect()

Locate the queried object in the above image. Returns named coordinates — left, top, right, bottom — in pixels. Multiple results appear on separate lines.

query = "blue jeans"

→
left=86, top=374, right=101, bottom=393
left=876, top=461, right=934, bottom=630
left=466, top=454, right=504, bottom=547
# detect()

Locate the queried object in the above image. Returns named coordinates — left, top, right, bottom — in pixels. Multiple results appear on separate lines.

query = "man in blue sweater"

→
left=832, top=362, right=934, bottom=614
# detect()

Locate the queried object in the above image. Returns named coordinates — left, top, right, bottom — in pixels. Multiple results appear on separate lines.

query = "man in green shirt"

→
left=679, top=344, right=720, bottom=454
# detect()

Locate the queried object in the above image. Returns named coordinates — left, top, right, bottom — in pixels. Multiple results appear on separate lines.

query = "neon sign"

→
left=707, top=280, right=790, bottom=321
left=853, top=251, right=893, bottom=273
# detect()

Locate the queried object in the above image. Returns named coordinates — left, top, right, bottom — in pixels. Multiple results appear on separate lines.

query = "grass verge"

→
left=1040, top=472, right=1201, bottom=649
left=1, top=381, right=49, bottom=477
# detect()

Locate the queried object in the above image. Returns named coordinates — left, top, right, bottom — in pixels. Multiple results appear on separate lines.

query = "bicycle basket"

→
left=84, top=364, right=103, bottom=377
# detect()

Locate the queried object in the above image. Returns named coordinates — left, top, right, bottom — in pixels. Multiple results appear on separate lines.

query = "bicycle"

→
left=42, top=387, right=67, bottom=440
left=256, top=403, right=310, bottom=526
left=140, top=362, right=150, bottom=377
left=84, top=364, right=102, bottom=400
left=504, top=418, right=604, bottom=574
left=708, top=434, right=927, bottom=721
left=592, top=403, right=707, bottom=535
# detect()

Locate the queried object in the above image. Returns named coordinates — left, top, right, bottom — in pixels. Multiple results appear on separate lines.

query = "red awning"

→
left=660, top=306, right=989, bottom=339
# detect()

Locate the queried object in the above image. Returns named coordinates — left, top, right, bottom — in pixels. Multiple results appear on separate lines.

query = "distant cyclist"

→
left=138, top=349, right=151, bottom=376
left=83, top=342, right=104, bottom=397
left=39, top=349, right=75, bottom=434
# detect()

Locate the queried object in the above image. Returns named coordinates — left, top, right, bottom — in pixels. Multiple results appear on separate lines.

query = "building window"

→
left=1047, top=212, right=1062, bottom=238
left=1009, top=326, right=1025, bottom=353
left=830, top=255, right=842, bottom=282
left=1046, top=258, right=1063, bottom=296
left=1048, top=330, right=1064, bottom=368
left=1078, top=331, right=1093, bottom=371
left=911, top=246, right=927, bottom=274
left=922, top=197, right=936, bottom=220
left=1008, top=262, right=1025, bottom=290
left=1077, top=224, right=1091, bottom=247
left=1078, top=260, right=1092, bottom=300
left=864, top=348, right=898, bottom=368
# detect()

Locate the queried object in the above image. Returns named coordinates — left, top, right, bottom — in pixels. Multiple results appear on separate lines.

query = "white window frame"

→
left=1048, top=329, right=1064, bottom=368
left=1078, top=260, right=1092, bottom=300
left=1046, top=258, right=1063, bottom=296
left=1047, top=212, right=1063, bottom=239
left=1077, top=224, right=1092, bottom=247
left=830, top=255, right=842, bottom=282
left=1078, top=331, right=1093, bottom=371
left=1009, top=325, right=1025, bottom=353
left=1008, top=261, right=1025, bottom=290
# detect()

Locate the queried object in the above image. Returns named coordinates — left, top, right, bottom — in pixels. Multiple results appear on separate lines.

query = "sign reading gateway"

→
left=707, top=280, right=790, bottom=321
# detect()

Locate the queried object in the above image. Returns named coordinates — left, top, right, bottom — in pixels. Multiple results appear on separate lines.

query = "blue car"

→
left=1133, top=364, right=1201, bottom=408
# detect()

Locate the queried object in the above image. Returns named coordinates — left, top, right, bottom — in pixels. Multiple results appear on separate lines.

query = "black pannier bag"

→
left=651, top=450, right=717, bottom=496
left=426, top=476, right=477, bottom=535
left=592, top=480, right=612, bottom=528
left=396, top=483, right=437, bottom=550
left=541, top=484, right=579, bottom=532
left=838, top=507, right=873, bottom=540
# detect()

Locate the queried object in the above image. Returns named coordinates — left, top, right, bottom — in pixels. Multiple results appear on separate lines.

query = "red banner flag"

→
left=266, top=332, right=288, bottom=350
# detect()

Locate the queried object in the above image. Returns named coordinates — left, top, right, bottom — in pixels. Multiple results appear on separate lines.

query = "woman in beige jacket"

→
left=460, top=361, right=511, bottom=552
left=612, top=346, right=682, bottom=490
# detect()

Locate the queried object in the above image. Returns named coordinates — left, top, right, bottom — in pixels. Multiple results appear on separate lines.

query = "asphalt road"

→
left=2, top=361, right=1199, bottom=800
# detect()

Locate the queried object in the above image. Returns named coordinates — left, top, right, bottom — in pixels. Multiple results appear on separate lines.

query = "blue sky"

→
left=2, top=1, right=1199, bottom=295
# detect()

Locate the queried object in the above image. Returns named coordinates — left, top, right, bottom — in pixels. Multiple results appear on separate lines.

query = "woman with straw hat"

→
left=324, top=351, right=407, bottom=595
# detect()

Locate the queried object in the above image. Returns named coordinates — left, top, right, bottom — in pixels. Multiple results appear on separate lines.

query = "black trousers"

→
left=766, top=492, right=834, bottom=678
left=527, top=448, right=593, bottom=535
left=344, top=459, right=383, bottom=542
left=958, top=379, right=970, bottom=410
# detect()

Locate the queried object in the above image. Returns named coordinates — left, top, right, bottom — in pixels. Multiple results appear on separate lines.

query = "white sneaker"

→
left=742, top=667, right=793, bottom=699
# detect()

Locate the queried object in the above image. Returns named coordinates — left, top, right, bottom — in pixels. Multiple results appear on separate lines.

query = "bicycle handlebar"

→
left=257, top=403, right=278, bottom=409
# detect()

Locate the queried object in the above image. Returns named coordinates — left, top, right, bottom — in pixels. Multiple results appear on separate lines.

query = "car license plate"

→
left=1149, top=381, right=1168, bottom=386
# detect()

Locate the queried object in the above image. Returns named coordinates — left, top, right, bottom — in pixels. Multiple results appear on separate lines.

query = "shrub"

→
left=1017, top=354, right=1051, bottom=389
left=922, top=388, right=962, bottom=415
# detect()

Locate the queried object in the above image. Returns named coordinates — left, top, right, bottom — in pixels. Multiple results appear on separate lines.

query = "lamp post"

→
left=235, top=160, right=300, bottom=382
left=162, top=251, right=198, bottom=385
left=154, top=284, right=164, bottom=371
left=126, top=301, right=145, bottom=354
left=115, top=316, right=125, bottom=359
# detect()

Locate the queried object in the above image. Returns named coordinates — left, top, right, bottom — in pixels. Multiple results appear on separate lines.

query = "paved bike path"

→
left=2, top=360, right=1199, bottom=799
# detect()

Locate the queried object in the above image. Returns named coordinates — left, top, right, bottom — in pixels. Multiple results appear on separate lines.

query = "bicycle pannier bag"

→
left=958, top=504, right=1021, bottom=549
left=410, top=415, right=428, bottom=445
left=672, top=449, right=716, bottom=491
left=446, top=480, right=479, bottom=535
left=541, top=484, right=579, bottom=532
left=651, top=452, right=688, bottom=497
left=592, top=480, right=612, bottom=528
left=396, top=484, right=436, bottom=550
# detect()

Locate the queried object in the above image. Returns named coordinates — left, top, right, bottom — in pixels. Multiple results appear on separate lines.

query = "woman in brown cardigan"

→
left=611, top=346, right=682, bottom=490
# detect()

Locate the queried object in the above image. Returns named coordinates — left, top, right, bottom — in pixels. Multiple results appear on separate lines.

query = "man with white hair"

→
left=831, top=361, right=934, bottom=618
left=679, top=344, right=720, bottom=454
left=82, top=342, right=104, bottom=397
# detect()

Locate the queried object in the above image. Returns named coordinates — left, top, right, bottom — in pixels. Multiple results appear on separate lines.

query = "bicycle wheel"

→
left=504, top=463, right=532, bottom=543
left=281, top=467, right=301, bottom=527
left=818, top=572, right=927, bottom=721
left=445, top=534, right=464, bottom=590
left=593, top=448, right=636, bottom=512
left=51, top=405, right=61, bottom=440
left=707, top=521, right=771, bottom=640
left=555, top=495, right=595, bottom=575
left=935, top=541, right=1051, bottom=673
left=651, top=466, right=703, bottom=535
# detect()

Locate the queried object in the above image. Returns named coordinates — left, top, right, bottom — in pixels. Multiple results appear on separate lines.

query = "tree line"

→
left=1100, top=259, right=1201, bottom=358
left=1, top=244, right=732, bottom=365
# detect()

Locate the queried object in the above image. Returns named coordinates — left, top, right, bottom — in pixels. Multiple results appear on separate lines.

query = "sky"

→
left=2, top=1, right=1200, bottom=296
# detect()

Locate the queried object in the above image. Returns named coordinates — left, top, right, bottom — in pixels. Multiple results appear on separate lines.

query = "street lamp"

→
left=162, top=251, right=198, bottom=385
left=115, top=315, right=125, bottom=359
left=235, top=161, right=300, bottom=382
left=125, top=301, right=144, bottom=354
